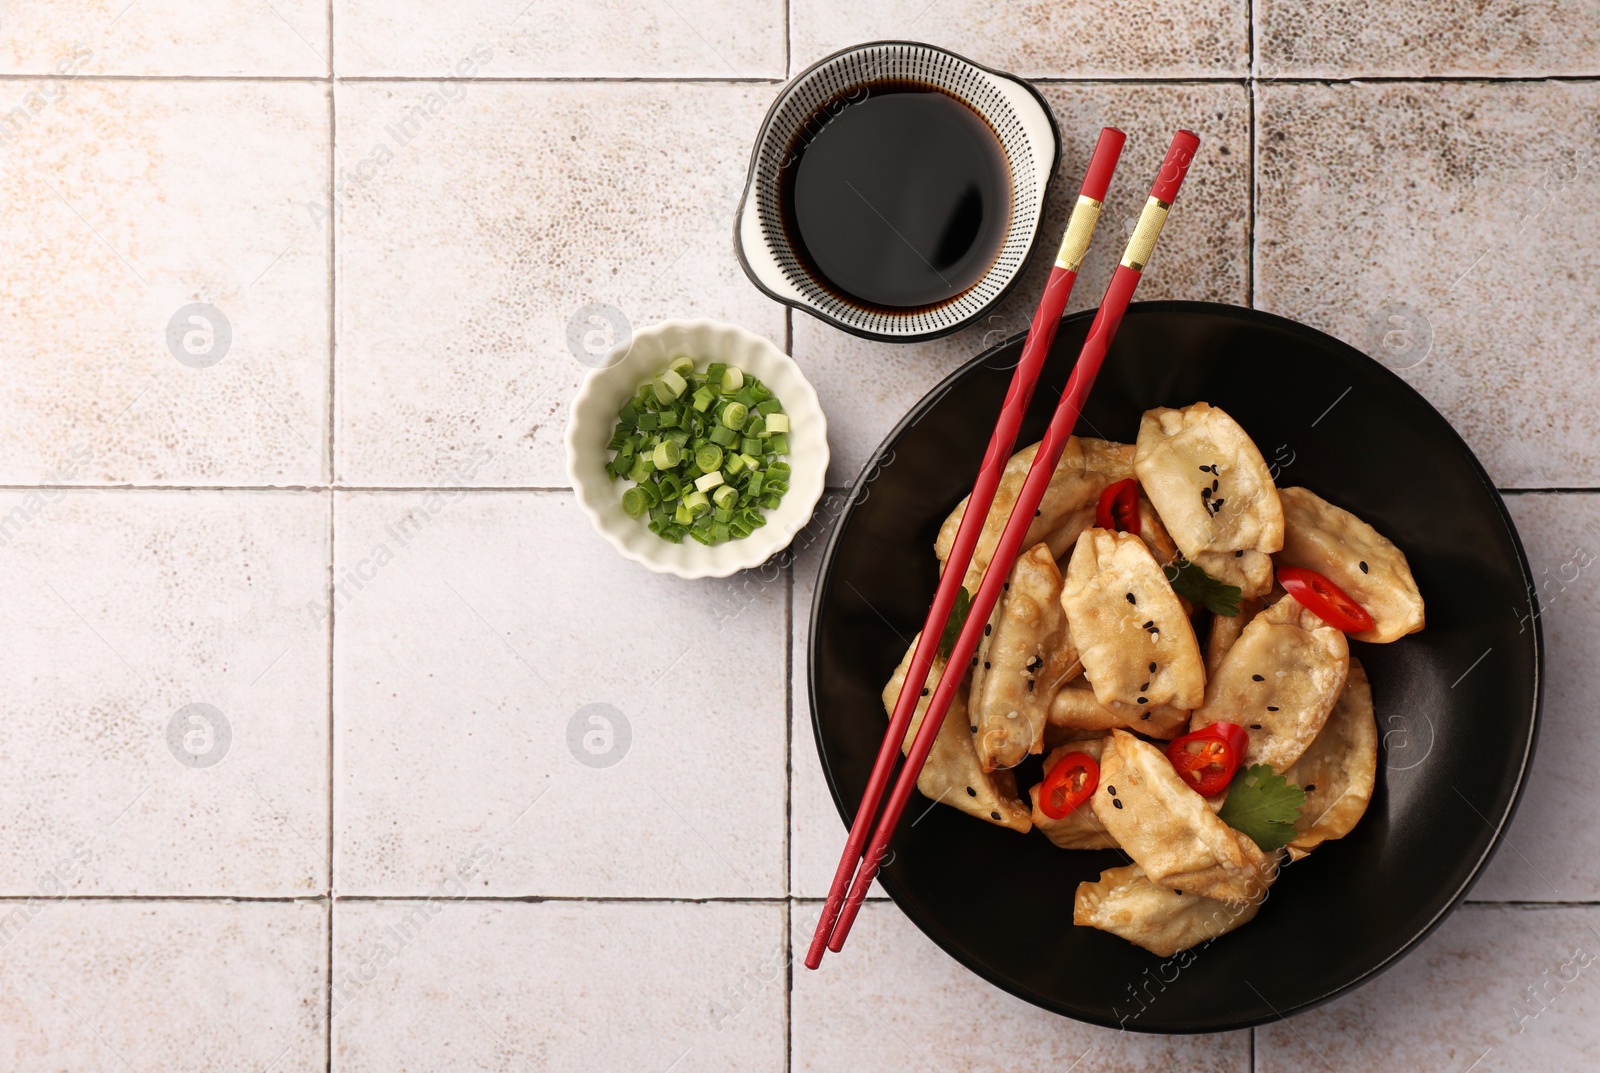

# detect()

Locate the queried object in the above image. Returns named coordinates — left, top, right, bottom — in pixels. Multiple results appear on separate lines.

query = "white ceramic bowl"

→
left=566, top=319, right=829, bottom=579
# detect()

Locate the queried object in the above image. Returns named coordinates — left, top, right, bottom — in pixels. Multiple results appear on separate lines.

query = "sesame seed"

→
left=1250, top=723, right=1262, bottom=729
left=1113, top=799, right=1124, bottom=809
left=1149, top=661, right=1157, bottom=672
left=1137, top=697, right=1148, bottom=704
left=969, top=725, right=977, bottom=733
left=1305, top=784, right=1316, bottom=791
left=984, top=623, right=992, bottom=636
left=966, top=786, right=977, bottom=797
left=990, top=811, right=1001, bottom=821
left=1212, top=498, right=1225, bottom=511
left=1198, top=465, right=1209, bottom=472
left=984, top=661, right=991, bottom=669
left=921, top=688, right=929, bottom=696
left=1027, top=679, right=1035, bottom=692
left=1212, top=479, right=1219, bottom=492
left=972, top=656, right=978, bottom=667
left=1201, top=486, right=1212, bottom=500
left=1125, top=592, right=1136, bottom=604
left=1106, top=786, right=1116, bottom=795
left=1034, top=509, right=1041, bottom=517
left=1235, top=549, right=1243, bottom=557
left=1174, top=889, right=1183, bottom=895
left=1359, top=560, right=1369, bottom=574
left=1252, top=674, right=1264, bottom=681
left=1141, top=712, right=1151, bottom=720
left=1266, top=706, right=1280, bottom=712
left=1139, top=681, right=1149, bottom=691
left=1143, top=620, right=1155, bottom=629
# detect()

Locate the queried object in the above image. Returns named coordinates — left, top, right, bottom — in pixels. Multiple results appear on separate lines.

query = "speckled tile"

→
left=0, top=1, right=329, bottom=76
left=791, top=901, right=1250, bottom=1072
left=333, top=491, right=786, bottom=896
left=334, top=0, right=784, bottom=77
left=0, top=900, right=326, bottom=1072
left=1257, top=905, right=1600, bottom=1072
left=333, top=900, right=785, bottom=1072
left=790, top=0, right=1246, bottom=77
left=793, top=82, right=1250, bottom=486
left=1469, top=494, right=1600, bottom=901
left=0, top=491, right=328, bottom=895
left=1256, top=82, right=1600, bottom=489
left=788, top=511, right=891, bottom=900
left=334, top=81, right=784, bottom=487
left=1256, top=0, right=1600, bottom=77
left=0, top=80, right=330, bottom=485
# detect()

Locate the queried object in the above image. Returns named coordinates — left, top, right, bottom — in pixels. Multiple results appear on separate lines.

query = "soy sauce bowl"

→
left=735, top=41, right=1059, bottom=343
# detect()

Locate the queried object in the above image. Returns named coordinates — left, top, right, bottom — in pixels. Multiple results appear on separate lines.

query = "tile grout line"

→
left=2, top=73, right=1598, bottom=85
left=324, top=5, right=337, bottom=1067
left=2, top=483, right=1594, bottom=495
left=0, top=894, right=1579, bottom=905
left=783, top=554, right=794, bottom=1073
left=1246, top=0, right=1258, bottom=310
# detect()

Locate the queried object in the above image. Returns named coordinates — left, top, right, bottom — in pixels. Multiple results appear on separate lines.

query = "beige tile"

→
left=332, top=491, right=787, bottom=896
left=1258, top=905, right=1600, bottom=1072
left=794, top=82, right=1251, bottom=486
left=334, top=0, right=784, bottom=77
left=789, top=514, right=891, bottom=900
left=0, top=491, right=328, bottom=895
left=0, top=1, right=329, bottom=76
left=0, top=900, right=326, bottom=1072
left=0, top=80, right=330, bottom=485
left=1256, top=82, right=1600, bottom=489
left=791, top=901, right=1250, bottom=1072
left=1469, top=494, right=1600, bottom=901
left=334, top=81, right=784, bottom=486
left=791, top=0, right=1247, bottom=77
left=1257, top=0, right=1600, bottom=77
left=332, top=900, right=785, bottom=1072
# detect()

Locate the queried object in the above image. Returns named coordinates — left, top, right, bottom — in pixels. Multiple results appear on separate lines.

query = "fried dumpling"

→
left=1061, top=528, right=1206, bottom=711
left=1074, top=863, right=1263, bottom=955
left=1204, top=596, right=1266, bottom=679
left=1029, top=739, right=1118, bottom=850
left=936, top=437, right=1131, bottom=591
left=1190, top=594, right=1350, bottom=772
left=1134, top=402, right=1285, bottom=560
left=972, top=544, right=1080, bottom=772
left=882, top=635, right=1031, bottom=833
left=1276, top=486, right=1425, bottom=643
left=1042, top=505, right=1097, bottom=564
left=1090, top=731, right=1274, bottom=904
left=1192, top=548, right=1275, bottom=600
left=1284, top=658, right=1377, bottom=860
left=1047, top=678, right=1189, bottom=739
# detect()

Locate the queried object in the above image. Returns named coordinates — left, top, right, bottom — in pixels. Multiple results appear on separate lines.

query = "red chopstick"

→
left=803, top=128, right=1127, bottom=971
left=821, top=129, right=1203, bottom=959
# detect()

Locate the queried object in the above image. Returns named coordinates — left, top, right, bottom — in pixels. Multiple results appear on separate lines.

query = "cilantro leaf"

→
left=1164, top=557, right=1243, bottom=617
left=937, top=587, right=974, bottom=660
left=1217, top=764, right=1306, bottom=852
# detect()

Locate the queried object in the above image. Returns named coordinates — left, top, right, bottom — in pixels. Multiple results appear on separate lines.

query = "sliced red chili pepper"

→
left=1039, top=751, right=1100, bottom=819
left=1095, top=478, right=1142, bottom=536
left=1166, top=722, right=1249, bottom=796
left=1277, top=565, right=1376, bottom=633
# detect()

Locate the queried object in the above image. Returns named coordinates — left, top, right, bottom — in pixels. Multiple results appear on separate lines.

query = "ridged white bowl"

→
left=566, top=319, right=829, bottom=579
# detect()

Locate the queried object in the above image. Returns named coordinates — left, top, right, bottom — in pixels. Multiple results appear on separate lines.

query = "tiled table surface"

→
left=0, top=2, right=1596, bottom=1070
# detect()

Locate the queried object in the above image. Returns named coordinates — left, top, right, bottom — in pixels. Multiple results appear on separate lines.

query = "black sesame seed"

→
left=1034, top=509, right=1041, bottom=517
left=1212, top=479, right=1219, bottom=492
left=984, top=661, right=991, bottom=670
left=984, top=623, right=992, bottom=636
left=1106, top=786, right=1116, bottom=795
left=1027, top=680, right=1035, bottom=693
left=1003, top=582, right=1010, bottom=590
left=1143, top=620, right=1155, bottom=629
left=1305, top=784, right=1316, bottom=792
left=966, top=786, right=977, bottom=797
left=1137, top=697, right=1149, bottom=705
left=1113, top=799, right=1124, bottom=809
left=1141, top=712, right=1151, bottom=720
left=1174, top=889, right=1183, bottom=896
left=1201, top=486, right=1212, bottom=500
left=1149, top=661, right=1157, bottom=672
left=1252, top=674, right=1264, bottom=681
left=990, top=811, right=1001, bottom=821
left=969, top=725, right=977, bottom=733
left=1198, top=465, right=1209, bottom=472
left=1250, top=723, right=1262, bottom=729
left=1234, top=550, right=1244, bottom=558
left=921, top=688, right=929, bottom=696
left=1266, top=706, right=1280, bottom=712
left=972, top=656, right=979, bottom=667
left=1212, top=498, right=1225, bottom=511
left=1139, top=681, right=1150, bottom=691
left=1125, top=592, right=1137, bottom=604
left=1359, top=560, right=1369, bottom=574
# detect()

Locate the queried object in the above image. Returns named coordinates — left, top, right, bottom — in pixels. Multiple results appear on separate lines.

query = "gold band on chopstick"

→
left=1120, top=196, right=1172, bottom=272
left=1053, top=194, right=1104, bottom=272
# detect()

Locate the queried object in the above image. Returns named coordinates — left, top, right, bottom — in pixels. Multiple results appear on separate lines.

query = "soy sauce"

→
left=781, top=82, right=1012, bottom=312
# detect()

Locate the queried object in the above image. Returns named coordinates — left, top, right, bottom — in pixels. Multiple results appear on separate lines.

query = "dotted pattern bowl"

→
left=735, top=41, right=1060, bottom=343
left=566, top=319, right=829, bottom=579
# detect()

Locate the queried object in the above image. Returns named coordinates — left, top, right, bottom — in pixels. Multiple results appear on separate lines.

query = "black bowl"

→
left=807, top=301, right=1541, bottom=1032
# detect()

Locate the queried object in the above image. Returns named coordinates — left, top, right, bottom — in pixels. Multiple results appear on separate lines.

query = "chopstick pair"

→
left=807, top=127, right=1202, bottom=968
